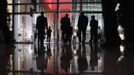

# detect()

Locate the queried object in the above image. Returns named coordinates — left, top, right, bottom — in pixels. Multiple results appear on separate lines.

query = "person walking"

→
left=77, top=12, right=88, bottom=44
left=60, top=14, right=71, bottom=43
left=89, top=15, right=98, bottom=43
left=36, top=11, right=48, bottom=44
left=47, top=26, right=52, bottom=42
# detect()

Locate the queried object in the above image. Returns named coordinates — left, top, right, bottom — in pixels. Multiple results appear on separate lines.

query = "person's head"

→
left=91, top=15, right=95, bottom=19
left=65, top=14, right=69, bottom=17
left=80, top=11, right=84, bottom=15
left=41, top=11, right=44, bottom=16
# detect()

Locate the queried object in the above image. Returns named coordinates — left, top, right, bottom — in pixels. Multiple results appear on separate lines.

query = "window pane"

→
left=8, top=0, right=12, bottom=4
left=59, top=0, right=71, bottom=2
left=59, top=4, right=72, bottom=12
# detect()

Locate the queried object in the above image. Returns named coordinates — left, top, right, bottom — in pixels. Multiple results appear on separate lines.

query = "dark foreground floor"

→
left=0, top=41, right=134, bottom=75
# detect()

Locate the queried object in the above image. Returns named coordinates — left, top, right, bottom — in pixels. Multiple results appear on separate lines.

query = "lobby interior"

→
left=0, top=0, right=134, bottom=75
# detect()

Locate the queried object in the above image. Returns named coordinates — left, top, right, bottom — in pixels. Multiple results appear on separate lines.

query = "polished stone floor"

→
left=0, top=40, right=134, bottom=75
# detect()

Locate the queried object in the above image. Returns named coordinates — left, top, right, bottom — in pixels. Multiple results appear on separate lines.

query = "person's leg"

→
left=94, top=31, right=98, bottom=43
left=65, top=33, right=68, bottom=43
left=90, top=31, right=93, bottom=43
left=40, top=35, right=44, bottom=44
left=82, top=29, right=86, bottom=44
left=47, top=36, right=48, bottom=42
left=78, top=30, right=82, bottom=43
left=64, top=32, right=68, bottom=43
left=119, top=1, right=134, bottom=44
left=40, top=32, right=45, bottom=44
left=62, top=31, right=65, bottom=43
left=69, top=34, right=72, bottom=44
left=40, top=39, right=44, bottom=44
left=49, top=36, right=51, bottom=42
left=38, top=32, right=41, bottom=44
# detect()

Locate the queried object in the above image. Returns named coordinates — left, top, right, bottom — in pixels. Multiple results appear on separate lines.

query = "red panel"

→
left=43, top=0, right=71, bottom=10
left=47, top=0, right=56, bottom=10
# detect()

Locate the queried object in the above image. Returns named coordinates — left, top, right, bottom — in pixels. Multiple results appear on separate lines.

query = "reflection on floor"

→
left=0, top=41, right=134, bottom=75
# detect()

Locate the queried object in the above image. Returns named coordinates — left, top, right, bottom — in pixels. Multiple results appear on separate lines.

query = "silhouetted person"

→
left=60, top=14, right=71, bottom=43
left=89, top=15, right=98, bottom=43
left=47, top=26, right=52, bottom=42
left=77, top=44, right=88, bottom=73
left=77, top=12, right=88, bottom=44
left=101, top=0, right=121, bottom=47
left=36, top=11, right=48, bottom=44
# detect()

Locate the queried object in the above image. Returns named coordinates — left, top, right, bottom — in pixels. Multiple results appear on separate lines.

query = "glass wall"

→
left=7, top=0, right=103, bottom=74
left=8, top=0, right=103, bottom=42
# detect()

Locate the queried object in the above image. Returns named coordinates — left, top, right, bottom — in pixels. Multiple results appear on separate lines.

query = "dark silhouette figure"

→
left=101, top=0, right=121, bottom=47
left=89, top=15, right=98, bottom=43
left=60, top=44, right=73, bottom=72
left=77, top=44, right=88, bottom=73
left=36, top=11, right=48, bottom=44
left=77, top=12, right=88, bottom=44
left=47, top=26, right=52, bottom=42
left=60, top=14, right=71, bottom=43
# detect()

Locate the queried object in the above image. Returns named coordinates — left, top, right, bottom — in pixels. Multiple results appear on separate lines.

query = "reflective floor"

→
left=0, top=39, right=134, bottom=75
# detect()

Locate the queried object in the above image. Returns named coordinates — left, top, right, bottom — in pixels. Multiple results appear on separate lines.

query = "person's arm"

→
left=97, top=20, right=98, bottom=27
left=77, top=16, right=80, bottom=28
